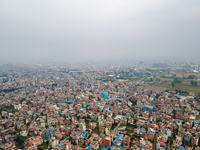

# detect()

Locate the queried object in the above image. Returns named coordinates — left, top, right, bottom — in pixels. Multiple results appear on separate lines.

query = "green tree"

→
left=191, top=80, right=194, bottom=86
left=3, top=74, right=8, bottom=77
left=173, top=74, right=176, bottom=78
left=194, top=80, right=197, bottom=86
left=132, top=100, right=137, bottom=106
left=15, top=135, right=25, bottom=146
left=172, top=82, right=175, bottom=88
left=155, top=94, right=159, bottom=99
left=188, top=75, right=196, bottom=79
left=97, top=97, right=101, bottom=101
left=174, top=78, right=182, bottom=84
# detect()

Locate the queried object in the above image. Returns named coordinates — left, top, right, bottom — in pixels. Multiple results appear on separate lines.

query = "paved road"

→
left=167, top=139, right=171, bottom=150
left=112, top=122, right=121, bottom=138
left=27, top=114, right=37, bottom=134
left=153, top=134, right=157, bottom=150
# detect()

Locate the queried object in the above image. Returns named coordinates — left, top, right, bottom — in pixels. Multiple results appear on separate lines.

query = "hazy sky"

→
left=0, top=0, right=200, bottom=63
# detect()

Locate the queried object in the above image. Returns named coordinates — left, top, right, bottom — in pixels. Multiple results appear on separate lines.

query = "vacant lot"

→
left=91, top=126, right=100, bottom=134
left=137, top=78, right=172, bottom=92
left=0, top=106, right=18, bottom=113
left=38, top=143, right=48, bottom=150
left=117, top=79, right=128, bottom=82
left=137, top=85, right=169, bottom=92
left=126, top=124, right=135, bottom=134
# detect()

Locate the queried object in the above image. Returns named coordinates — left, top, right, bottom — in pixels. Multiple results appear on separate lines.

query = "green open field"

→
left=167, top=79, right=200, bottom=95
left=0, top=106, right=18, bottom=113
left=125, top=124, right=135, bottom=134
left=38, top=143, right=48, bottom=150
left=142, top=71, right=200, bottom=95
left=137, top=74, right=200, bottom=95
left=157, top=74, right=174, bottom=77
left=157, top=72, right=200, bottom=78
left=196, top=115, right=200, bottom=121
left=91, top=126, right=100, bottom=134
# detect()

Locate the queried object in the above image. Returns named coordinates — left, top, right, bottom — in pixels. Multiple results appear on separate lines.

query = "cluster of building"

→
left=0, top=64, right=200, bottom=150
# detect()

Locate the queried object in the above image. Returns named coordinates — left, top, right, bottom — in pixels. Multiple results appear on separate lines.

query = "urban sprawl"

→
left=0, top=62, right=200, bottom=150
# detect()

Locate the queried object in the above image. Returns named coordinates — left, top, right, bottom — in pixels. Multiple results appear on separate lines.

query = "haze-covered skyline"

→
left=0, top=0, right=200, bottom=64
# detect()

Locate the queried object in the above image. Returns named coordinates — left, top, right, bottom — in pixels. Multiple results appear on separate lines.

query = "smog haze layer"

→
left=0, top=0, right=200, bottom=64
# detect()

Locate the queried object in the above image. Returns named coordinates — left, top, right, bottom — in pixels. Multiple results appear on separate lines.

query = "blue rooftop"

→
left=179, top=147, right=186, bottom=150
left=86, top=146, right=93, bottom=150
left=116, top=134, right=123, bottom=140
left=58, top=143, right=64, bottom=147
left=66, top=100, right=75, bottom=103
left=102, top=147, right=110, bottom=150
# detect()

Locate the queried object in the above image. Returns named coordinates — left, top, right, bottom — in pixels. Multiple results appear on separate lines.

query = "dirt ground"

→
left=137, top=78, right=172, bottom=92
left=137, top=85, right=168, bottom=92
left=117, top=79, right=128, bottom=82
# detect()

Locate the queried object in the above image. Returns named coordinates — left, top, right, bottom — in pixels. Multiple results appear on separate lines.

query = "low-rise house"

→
left=24, top=136, right=43, bottom=149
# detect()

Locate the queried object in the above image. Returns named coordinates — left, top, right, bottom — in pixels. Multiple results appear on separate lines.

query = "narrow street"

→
left=27, top=114, right=37, bottom=134
left=153, top=134, right=157, bottom=150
